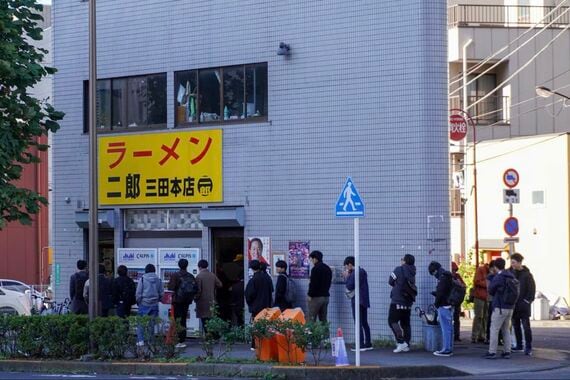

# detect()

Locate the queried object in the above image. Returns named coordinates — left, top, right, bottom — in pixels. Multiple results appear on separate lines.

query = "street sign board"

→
left=449, top=114, right=468, bottom=141
left=503, top=168, right=520, bottom=188
left=504, top=216, right=519, bottom=237
left=335, top=177, right=365, bottom=217
left=504, top=237, right=520, bottom=243
left=503, top=189, right=520, bottom=204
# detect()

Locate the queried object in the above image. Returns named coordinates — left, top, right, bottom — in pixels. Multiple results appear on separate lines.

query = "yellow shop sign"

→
left=98, top=130, right=222, bottom=205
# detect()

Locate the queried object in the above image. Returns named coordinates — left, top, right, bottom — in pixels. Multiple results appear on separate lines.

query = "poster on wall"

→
left=247, top=237, right=270, bottom=265
left=271, top=251, right=286, bottom=276
left=288, top=241, right=310, bottom=279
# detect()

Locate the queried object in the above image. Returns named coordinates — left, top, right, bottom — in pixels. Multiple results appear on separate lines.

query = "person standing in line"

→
left=486, top=260, right=500, bottom=344
left=136, top=263, right=164, bottom=346
left=451, top=262, right=466, bottom=342
left=344, top=256, right=372, bottom=351
left=245, top=260, right=274, bottom=350
left=195, top=259, right=223, bottom=334
left=485, top=258, right=517, bottom=359
left=307, top=250, right=332, bottom=322
left=168, top=258, right=198, bottom=348
left=113, top=265, right=136, bottom=318
left=274, top=260, right=293, bottom=311
left=230, top=271, right=245, bottom=326
left=388, top=254, right=416, bottom=353
left=509, top=253, right=536, bottom=356
left=83, top=264, right=114, bottom=317
left=428, top=261, right=454, bottom=357
left=472, top=262, right=490, bottom=344
left=69, top=259, right=89, bottom=315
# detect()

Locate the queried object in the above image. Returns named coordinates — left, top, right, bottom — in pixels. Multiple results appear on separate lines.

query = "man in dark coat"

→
left=509, top=253, right=536, bottom=356
left=168, top=258, right=197, bottom=348
left=429, top=261, right=454, bottom=357
left=389, top=254, right=416, bottom=353
left=245, top=260, right=273, bottom=318
left=345, top=256, right=372, bottom=351
left=69, top=259, right=88, bottom=314
left=112, top=265, right=136, bottom=318
left=307, top=250, right=332, bottom=322
left=274, top=260, right=292, bottom=311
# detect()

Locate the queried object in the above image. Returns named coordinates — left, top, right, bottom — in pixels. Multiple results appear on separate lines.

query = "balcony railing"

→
left=450, top=188, right=464, bottom=217
left=449, top=5, right=570, bottom=28
left=449, top=95, right=510, bottom=125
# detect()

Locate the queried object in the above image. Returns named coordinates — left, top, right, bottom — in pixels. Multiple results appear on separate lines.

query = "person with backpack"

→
left=168, top=258, right=198, bottom=348
left=113, top=265, right=136, bottom=318
left=388, top=254, right=416, bottom=353
left=344, top=256, right=372, bottom=352
left=274, top=260, right=294, bottom=311
left=136, top=263, right=164, bottom=346
left=471, top=262, right=490, bottom=344
left=451, top=262, right=466, bottom=342
left=83, top=264, right=114, bottom=317
left=69, top=259, right=88, bottom=315
left=485, top=257, right=518, bottom=359
left=428, top=261, right=454, bottom=357
left=195, top=259, right=222, bottom=335
left=509, top=253, right=536, bottom=356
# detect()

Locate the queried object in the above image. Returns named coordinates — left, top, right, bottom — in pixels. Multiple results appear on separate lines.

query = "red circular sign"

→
left=449, top=114, right=468, bottom=141
left=503, top=168, right=520, bottom=188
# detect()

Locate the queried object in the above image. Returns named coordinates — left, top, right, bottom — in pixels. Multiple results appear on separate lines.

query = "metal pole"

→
left=508, top=203, right=515, bottom=255
left=88, top=0, right=99, bottom=320
left=472, top=115, right=479, bottom=268
left=354, top=218, right=360, bottom=366
left=462, top=39, right=472, bottom=112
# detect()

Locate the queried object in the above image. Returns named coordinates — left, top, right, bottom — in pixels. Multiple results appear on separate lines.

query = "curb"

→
left=0, top=360, right=470, bottom=379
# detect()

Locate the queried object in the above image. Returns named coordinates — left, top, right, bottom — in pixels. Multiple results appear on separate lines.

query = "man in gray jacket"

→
left=136, top=264, right=164, bottom=345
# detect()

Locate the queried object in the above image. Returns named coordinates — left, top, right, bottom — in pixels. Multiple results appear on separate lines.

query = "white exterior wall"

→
left=464, top=134, right=570, bottom=301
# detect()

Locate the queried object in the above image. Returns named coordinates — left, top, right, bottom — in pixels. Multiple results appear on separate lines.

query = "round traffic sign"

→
left=504, top=217, right=519, bottom=237
left=449, top=114, right=468, bottom=141
left=503, top=168, right=519, bottom=188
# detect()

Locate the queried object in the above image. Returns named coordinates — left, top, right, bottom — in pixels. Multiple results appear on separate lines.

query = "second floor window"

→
left=84, top=73, right=167, bottom=132
left=175, top=63, right=267, bottom=125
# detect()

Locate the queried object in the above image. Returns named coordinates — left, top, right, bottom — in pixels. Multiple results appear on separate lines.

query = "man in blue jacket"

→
left=428, top=261, right=453, bottom=357
left=344, top=256, right=372, bottom=351
left=485, top=258, right=516, bottom=359
left=388, top=254, right=416, bottom=353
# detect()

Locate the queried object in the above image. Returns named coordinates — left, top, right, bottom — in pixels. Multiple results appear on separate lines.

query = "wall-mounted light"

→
left=536, top=86, right=570, bottom=107
left=277, top=42, right=290, bottom=56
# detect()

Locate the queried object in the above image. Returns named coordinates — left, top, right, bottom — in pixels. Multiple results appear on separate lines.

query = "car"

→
left=0, top=287, right=32, bottom=316
left=0, top=279, right=43, bottom=298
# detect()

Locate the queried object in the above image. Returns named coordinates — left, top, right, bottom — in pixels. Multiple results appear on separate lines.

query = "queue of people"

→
left=68, top=250, right=535, bottom=358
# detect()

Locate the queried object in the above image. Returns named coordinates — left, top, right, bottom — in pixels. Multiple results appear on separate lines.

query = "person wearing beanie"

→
left=388, top=254, right=416, bottom=353
left=451, top=262, right=466, bottom=342
left=429, top=261, right=454, bottom=357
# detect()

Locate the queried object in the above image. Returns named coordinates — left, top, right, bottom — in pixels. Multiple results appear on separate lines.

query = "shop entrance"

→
left=211, top=228, right=244, bottom=325
left=83, top=228, right=115, bottom=276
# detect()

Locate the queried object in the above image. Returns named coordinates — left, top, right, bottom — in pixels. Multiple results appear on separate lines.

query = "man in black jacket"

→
left=69, top=260, right=88, bottom=314
left=168, top=258, right=197, bottom=348
left=428, top=261, right=454, bottom=357
left=245, top=260, right=274, bottom=318
left=274, top=260, right=292, bottom=311
left=113, top=265, right=136, bottom=318
left=389, top=254, right=416, bottom=353
left=509, top=253, right=536, bottom=356
left=307, top=250, right=332, bottom=322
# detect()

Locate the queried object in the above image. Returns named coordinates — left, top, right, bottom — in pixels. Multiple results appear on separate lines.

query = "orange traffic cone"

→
left=334, top=328, right=349, bottom=366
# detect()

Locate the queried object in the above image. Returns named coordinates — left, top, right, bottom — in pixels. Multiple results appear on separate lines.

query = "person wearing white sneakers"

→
left=388, top=254, right=417, bottom=353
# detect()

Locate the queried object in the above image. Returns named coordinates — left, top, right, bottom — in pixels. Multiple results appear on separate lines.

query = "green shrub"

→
left=90, top=316, right=133, bottom=359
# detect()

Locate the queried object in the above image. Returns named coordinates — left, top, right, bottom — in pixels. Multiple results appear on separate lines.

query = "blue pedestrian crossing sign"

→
left=335, top=177, right=365, bottom=217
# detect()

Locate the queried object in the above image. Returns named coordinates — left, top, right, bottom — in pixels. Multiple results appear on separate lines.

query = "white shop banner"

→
left=116, top=248, right=158, bottom=267
left=158, top=248, right=200, bottom=267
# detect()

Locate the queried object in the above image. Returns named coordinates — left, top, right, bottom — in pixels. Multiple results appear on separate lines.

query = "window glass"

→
left=199, top=69, right=221, bottom=122
left=96, top=80, right=111, bottom=129
left=147, top=74, right=167, bottom=126
left=175, top=71, right=198, bottom=124
left=112, top=78, right=127, bottom=129
left=245, top=65, right=267, bottom=118
left=223, top=66, right=245, bottom=120
left=127, top=76, right=148, bottom=128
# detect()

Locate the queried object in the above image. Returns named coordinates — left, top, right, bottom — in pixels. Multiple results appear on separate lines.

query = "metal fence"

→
left=449, top=5, right=570, bottom=27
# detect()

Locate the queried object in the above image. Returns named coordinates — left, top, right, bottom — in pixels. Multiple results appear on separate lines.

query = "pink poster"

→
left=288, top=241, right=310, bottom=279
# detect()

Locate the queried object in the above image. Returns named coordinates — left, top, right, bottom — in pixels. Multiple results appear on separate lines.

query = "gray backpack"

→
left=281, top=274, right=296, bottom=304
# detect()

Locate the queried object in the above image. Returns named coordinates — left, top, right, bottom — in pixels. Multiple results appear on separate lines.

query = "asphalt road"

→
left=0, top=374, right=246, bottom=380
left=419, top=364, right=570, bottom=380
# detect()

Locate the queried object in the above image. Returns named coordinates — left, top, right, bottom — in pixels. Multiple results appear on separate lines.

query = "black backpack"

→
left=447, top=277, right=467, bottom=306
left=402, top=279, right=418, bottom=302
left=121, top=278, right=136, bottom=306
left=176, top=272, right=198, bottom=304
left=501, top=277, right=520, bottom=306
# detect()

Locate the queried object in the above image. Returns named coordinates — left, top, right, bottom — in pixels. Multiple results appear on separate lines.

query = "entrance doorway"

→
left=83, top=228, right=115, bottom=276
left=211, top=228, right=244, bottom=325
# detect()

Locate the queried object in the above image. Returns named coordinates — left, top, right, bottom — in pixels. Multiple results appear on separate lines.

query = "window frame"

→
left=174, top=62, right=268, bottom=127
left=83, top=72, right=168, bottom=134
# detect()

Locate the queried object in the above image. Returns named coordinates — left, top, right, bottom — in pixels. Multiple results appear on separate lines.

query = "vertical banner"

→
left=288, top=241, right=310, bottom=279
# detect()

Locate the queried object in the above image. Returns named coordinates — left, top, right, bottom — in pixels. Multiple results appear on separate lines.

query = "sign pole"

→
left=508, top=203, right=515, bottom=255
left=354, top=217, right=360, bottom=366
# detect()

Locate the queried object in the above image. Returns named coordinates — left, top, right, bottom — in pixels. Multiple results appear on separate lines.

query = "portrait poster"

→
left=288, top=241, right=310, bottom=279
left=247, top=237, right=270, bottom=265
left=272, top=252, right=286, bottom=276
